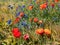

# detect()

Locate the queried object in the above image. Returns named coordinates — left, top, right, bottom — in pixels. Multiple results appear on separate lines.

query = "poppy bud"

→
left=28, top=5, right=33, bottom=10
left=20, top=12, right=24, bottom=17
left=33, top=18, right=38, bottom=23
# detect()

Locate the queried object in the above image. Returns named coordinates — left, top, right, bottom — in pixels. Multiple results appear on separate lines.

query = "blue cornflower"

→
left=21, top=21, right=27, bottom=26
left=24, top=14, right=28, bottom=18
left=16, top=12, right=20, bottom=17
left=7, top=20, right=11, bottom=24
left=22, top=5, right=25, bottom=8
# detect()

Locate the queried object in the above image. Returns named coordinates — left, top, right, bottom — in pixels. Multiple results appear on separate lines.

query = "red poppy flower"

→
left=13, top=32, right=21, bottom=38
left=23, top=34, right=29, bottom=40
left=12, top=28, right=19, bottom=33
left=13, top=17, right=20, bottom=24
left=12, top=28, right=21, bottom=38
left=44, top=29, right=51, bottom=35
left=28, top=5, right=33, bottom=10
left=40, top=3, right=47, bottom=10
left=35, top=28, right=44, bottom=35
left=20, top=12, right=24, bottom=17
left=33, top=18, right=38, bottom=23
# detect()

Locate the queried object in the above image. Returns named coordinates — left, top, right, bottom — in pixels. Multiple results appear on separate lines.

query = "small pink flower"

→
left=23, top=34, right=29, bottom=40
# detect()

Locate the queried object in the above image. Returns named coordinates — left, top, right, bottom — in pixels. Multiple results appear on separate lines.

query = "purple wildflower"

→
left=22, top=5, right=25, bottom=8
left=16, top=12, right=20, bottom=17
left=7, top=19, right=11, bottom=24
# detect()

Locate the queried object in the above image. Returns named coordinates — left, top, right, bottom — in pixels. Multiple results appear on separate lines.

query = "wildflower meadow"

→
left=0, top=0, right=60, bottom=45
